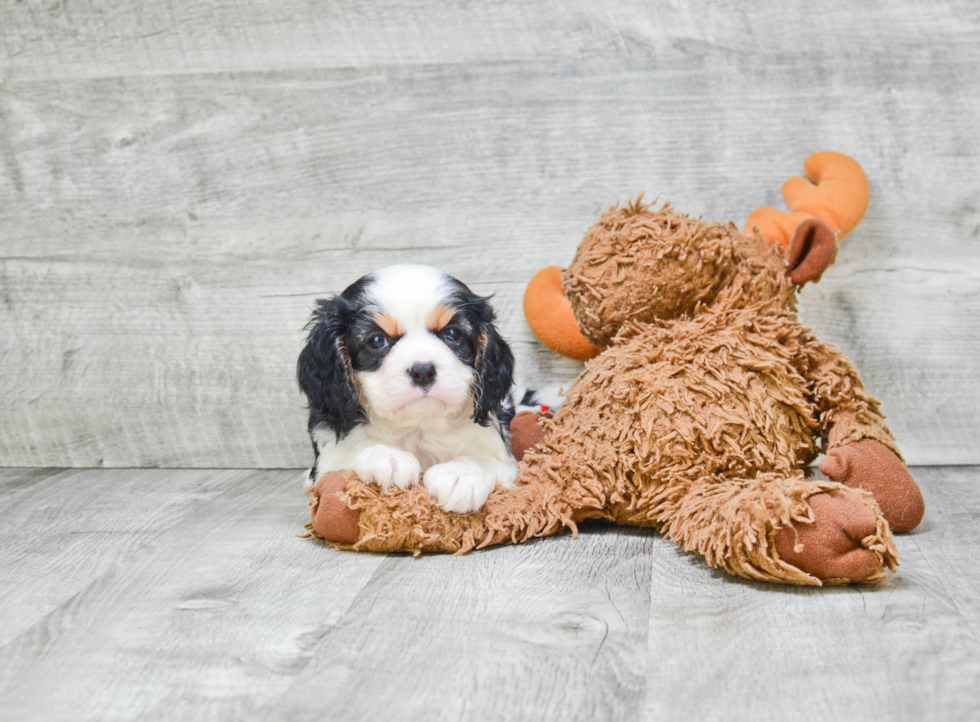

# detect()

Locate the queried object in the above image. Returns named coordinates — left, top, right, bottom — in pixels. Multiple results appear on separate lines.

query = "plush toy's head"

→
left=525, top=152, right=868, bottom=360
left=562, top=200, right=779, bottom=347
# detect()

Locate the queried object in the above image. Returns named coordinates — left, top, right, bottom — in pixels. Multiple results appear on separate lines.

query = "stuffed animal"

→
left=307, top=152, right=924, bottom=586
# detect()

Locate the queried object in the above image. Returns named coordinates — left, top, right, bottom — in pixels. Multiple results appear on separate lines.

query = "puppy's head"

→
left=298, top=265, right=514, bottom=439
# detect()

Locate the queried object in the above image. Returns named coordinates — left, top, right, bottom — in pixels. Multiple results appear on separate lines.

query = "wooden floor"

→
left=1, top=465, right=978, bottom=721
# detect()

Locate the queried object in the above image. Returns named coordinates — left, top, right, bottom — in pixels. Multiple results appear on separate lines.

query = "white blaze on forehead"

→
left=366, top=265, right=454, bottom=332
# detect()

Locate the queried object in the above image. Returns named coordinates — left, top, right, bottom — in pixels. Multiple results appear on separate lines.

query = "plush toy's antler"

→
left=744, top=151, right=870, bottom=248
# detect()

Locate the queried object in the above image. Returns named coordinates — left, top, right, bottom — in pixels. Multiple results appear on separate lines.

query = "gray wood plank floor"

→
left=1, top=466, right=977, bottom=721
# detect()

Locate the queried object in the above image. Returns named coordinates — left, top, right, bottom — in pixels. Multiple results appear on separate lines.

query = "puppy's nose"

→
left=408, top=362, right=437, bottom=389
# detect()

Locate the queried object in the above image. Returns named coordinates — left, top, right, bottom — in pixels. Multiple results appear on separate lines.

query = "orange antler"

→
left=744, top=151, right=870, bottom=248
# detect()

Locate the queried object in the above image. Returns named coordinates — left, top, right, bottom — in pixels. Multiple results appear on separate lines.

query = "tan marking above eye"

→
left=426, top=305, right=456, bottom=331
left=372, top=313, right=403, bottom=337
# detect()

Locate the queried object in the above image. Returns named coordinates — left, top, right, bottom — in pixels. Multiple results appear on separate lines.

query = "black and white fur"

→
left=298, top=264, right=532, bottom=514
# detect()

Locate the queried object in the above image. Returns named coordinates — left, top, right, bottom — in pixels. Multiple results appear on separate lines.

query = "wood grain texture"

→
left=0, top=467, right=978, bottom=721
left=1, top=2, right=979, bottom=467
left=0, top=467, right=66, bottom=502
left=0, top=468, right=242, bottom=647
left=0, top=468, right=386, bottom=721
left=266, top=525, right=654, bottom=722
left=905, top=466, right=980, bottom=644
left=2, top=0, right=977, bottom=79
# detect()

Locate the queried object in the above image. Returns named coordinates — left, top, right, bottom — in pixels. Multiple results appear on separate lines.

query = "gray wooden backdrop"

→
left=2, top=0, right=978, bottom=469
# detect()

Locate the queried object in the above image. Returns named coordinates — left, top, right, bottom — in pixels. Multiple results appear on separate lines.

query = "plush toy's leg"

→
left=797, top=337, right=924, bottom=531
left=646, top=471, right=898, bottom=585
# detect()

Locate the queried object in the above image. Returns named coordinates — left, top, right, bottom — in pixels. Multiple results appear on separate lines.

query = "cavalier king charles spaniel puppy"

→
left=298, top=264, right=528, bottom=514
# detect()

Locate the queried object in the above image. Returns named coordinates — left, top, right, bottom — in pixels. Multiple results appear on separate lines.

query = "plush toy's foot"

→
left=820, top=440, right=925, bottom=533
left=308, top=471, right=362, bottom=545
left=774, top=489, right=891, bottom=582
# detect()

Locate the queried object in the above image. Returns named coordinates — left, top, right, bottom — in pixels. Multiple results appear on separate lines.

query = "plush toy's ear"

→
left=523, top=266, right=602, bottom=361
left=785, top=217, right=837, bottom=285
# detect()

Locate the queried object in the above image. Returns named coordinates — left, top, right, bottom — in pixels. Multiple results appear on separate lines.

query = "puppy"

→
left=298, top=264, right=521, bottom=514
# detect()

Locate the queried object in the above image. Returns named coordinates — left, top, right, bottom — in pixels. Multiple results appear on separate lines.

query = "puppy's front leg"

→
left=350, top=444, right=422, bottom=491
left=424, top=456, right=518, bottom=514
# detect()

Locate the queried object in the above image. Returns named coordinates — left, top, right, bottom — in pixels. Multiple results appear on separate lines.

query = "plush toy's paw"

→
left=510, top=410, right=547, bottom=462
left=820, top=440, right=925, bottom=533
left=351, top=444, right=422, bottom=491
left=774, top=490, right=884, bottom=582
left=309, top=472, right=362, bottom=544
left=423, top=460, right=494, bottom=514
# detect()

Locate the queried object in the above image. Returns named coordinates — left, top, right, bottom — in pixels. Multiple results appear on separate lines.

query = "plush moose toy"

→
left=308, top=152, right=924, bottom=585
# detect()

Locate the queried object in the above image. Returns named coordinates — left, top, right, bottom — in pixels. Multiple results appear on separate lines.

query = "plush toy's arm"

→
left=798, top=337, right=925, bottom=532
left=799, top=337, right=899, bottom=456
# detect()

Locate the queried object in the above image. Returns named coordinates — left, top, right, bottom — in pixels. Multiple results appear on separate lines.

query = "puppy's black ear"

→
left=297, top=298, right=362, bottom=440
left=471, top=298, right=515, bottom=427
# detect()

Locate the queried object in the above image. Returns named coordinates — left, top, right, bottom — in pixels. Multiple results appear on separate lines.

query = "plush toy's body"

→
left=309, top=152, right=924, bottom=586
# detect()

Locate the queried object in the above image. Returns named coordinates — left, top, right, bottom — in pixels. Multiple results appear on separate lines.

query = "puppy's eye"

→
left=368, top=334, right=389, bottom=350
left=442, top=327, right=461, bottom=343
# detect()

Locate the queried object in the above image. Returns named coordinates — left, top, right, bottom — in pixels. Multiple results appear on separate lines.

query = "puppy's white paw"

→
left=495, top=459, right=519, bottom=489
left=351, top=445, right=422, bottom=491
left=423, top=460, right=494, bottom=514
